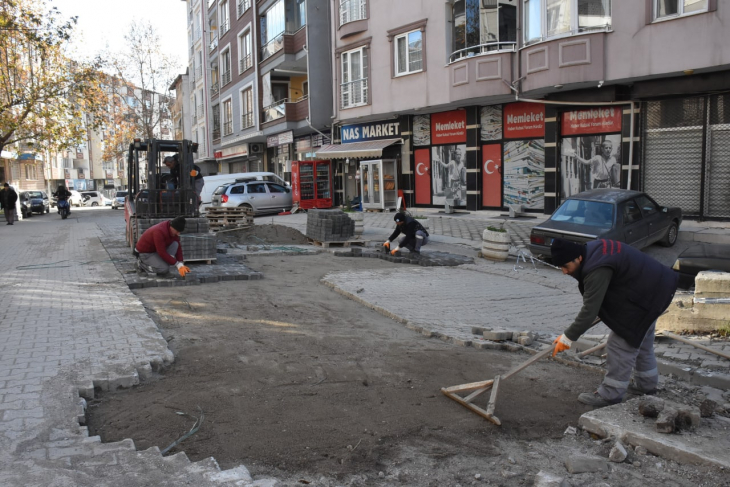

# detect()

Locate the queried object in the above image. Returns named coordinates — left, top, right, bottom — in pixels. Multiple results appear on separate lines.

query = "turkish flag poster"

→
left=482, top=144, right=502, bottom=207
left=415, top=149, right=431, bottom=205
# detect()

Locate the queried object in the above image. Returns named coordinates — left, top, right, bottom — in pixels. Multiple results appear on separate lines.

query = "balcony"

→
left=239, top=54, right=252, bottom=73
left=213, top=127, right=221, bottom=141
left=340, top=79, right=368, bottom=109
left=223, top=121, right=233, bottom=136
left=210, top=37, right=218, bottom=53
left=220, top=19, right=230, bottom=36
left=449, top=41, right=517, bottom=64
left=210, top=82, right=219, bottom=96
left=261, top=96, right=309, bottom=125
left=222, top=69, right=231, bottom=86
left=241, top=111, right=254, bottom=129
left=237, top=0, right=251, bottom=17
left=260, top=26, right=306, bottom=63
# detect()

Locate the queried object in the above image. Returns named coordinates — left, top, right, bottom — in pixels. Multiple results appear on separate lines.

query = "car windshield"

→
left=115, top=191, right=127, bottom=197
left=27, top=191, right=43, bottom=198
left=213, top=185, right=229, bottom=196
left=551, top=200, right=614, bottom=228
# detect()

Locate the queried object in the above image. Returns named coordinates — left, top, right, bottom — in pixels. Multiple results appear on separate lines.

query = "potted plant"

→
left=481, top=223, right=510, bottom=261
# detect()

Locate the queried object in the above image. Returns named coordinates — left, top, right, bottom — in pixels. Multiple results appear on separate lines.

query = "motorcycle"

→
left=57, top=199, right=70, bottom=219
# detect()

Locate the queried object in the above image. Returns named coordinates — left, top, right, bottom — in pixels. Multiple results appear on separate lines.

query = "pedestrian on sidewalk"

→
left=134, top=216, right=191, bottom=277
left=550, top=238, right=677, bottom=408
left=1, top=183, right=18, bottom=225
left=383, top=212, right=430, bottom=256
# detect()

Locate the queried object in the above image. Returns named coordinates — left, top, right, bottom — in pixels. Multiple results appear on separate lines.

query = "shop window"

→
left=450, top=0, right=516, bottom=62
left=524, top=0, right=611, bottom=45
left=395, top=30, right=423, bottom=76
left=341, top=46, right=368, bottom=109
left=655, top=0, right=707, bottom=20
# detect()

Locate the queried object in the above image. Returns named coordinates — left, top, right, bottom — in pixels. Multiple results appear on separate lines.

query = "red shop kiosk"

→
left=291, top=160, right=333, bottom=209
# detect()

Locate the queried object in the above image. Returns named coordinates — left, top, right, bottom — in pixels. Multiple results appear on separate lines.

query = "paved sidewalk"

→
left=0, top=216, right=269, bottom=486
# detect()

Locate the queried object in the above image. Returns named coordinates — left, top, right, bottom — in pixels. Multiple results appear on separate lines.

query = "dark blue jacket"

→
left=388, top=216, right=428, bottom=249
left=578, top=239, right=678, bottom=348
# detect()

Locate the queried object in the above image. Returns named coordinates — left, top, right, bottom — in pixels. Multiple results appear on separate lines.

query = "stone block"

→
left=609, top=441, right=628, bottom=463
left=699, top=399, right=717, bottom=418
left=639, top=396, right=665, bottom=418
left=675, top=405, right=701, bottom=431
left=471, top=326, right=485, bottom=335
left=473, top=340, right=501, bottom=350
left=564, top=455, right=607, bottom=474
left=516, top=335, right=534, bottom=346
left=501, top=342, right=521, bottom=352
left=695, top=270, right=730, bottom=295
left=483, top=329, right=513, bottom=341
left=656, top=407, right=678, bottom=434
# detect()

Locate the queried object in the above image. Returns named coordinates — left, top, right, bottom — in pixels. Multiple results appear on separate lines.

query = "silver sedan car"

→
left=211, top=181, right=292, bottom=215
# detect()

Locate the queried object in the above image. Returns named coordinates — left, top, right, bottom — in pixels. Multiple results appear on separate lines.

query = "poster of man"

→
left=560, top=134, right=621, bottom=199
left=431, top=144, right=467, bottom=206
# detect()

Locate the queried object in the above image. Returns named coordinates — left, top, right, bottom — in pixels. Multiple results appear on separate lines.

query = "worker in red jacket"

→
left=135, top=216, right=191, bottom=277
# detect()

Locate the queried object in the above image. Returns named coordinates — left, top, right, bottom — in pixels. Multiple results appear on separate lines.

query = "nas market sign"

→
left=341, top=120, right=401, bottom=143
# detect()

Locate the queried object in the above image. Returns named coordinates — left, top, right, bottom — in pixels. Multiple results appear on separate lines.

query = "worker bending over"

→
left=550, top=238, right=677, bottom=408
left=383, top=213, right=430, bottom=256
left=135, top=216, right=191, bottom=277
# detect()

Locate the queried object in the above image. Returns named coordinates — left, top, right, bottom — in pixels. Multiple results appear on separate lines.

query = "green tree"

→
left=0, top=0, right=106, bottom=155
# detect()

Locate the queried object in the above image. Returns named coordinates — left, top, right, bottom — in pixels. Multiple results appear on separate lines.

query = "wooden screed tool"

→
left=442, top=318, right=602, bottom=425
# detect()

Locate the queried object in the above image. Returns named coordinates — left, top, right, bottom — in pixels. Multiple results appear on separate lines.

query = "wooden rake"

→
left=442, top=318, right=603, bottom=425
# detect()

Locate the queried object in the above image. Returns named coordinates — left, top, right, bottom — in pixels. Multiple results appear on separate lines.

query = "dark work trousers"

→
left=598, top=320, right=658, bottom=403
left=399, top=230, right=429, bottom=252
left=137, top=242, right=179, bottom=274
left=4, top=208, right=15, bottom=225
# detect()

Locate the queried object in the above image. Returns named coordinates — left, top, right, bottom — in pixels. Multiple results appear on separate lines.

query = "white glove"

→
left=552, top=334, right=572, bottom=357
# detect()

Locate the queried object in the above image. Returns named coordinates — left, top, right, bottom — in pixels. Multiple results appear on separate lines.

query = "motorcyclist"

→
left=53, top=185, right=72, bottom=214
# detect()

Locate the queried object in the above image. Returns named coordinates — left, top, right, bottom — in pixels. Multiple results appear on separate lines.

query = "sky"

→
left=48, top=0, right=189, bottom=69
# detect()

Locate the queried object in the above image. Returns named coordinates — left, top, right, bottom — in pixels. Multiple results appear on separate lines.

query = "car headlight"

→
left=672, top=260, right=680, bottom=271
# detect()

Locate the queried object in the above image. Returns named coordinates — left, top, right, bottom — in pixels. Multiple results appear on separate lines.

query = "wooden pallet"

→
left=308, top=238, right=365, bottom=248
left=185, top=257, right=216, bottom=264
left=206, top=206, right=254, bottom=216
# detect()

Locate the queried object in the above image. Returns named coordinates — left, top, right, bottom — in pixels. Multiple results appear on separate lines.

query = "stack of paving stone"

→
left=306, top=209, right=355, bottom=242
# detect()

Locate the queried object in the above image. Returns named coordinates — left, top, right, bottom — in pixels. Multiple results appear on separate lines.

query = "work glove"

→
left=383, top=241, right=390, bottom=250
left=390, top=246, right=400, bottom=256
left=175, top=262, right=191, bottom=277
left=552, top=334, right=572, bottom=357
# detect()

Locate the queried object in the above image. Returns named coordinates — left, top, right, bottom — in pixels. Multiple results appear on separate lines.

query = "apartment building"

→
left=170, top=73, right=194, bottom=141
left=321, top=0, right=730, bottom=220
left=185, top=0, right=333, bottom=181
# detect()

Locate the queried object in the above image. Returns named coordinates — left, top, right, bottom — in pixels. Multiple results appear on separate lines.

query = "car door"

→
left=245, top=182, right=269, bottom=213
left=635, top=194, right=665, bottom=245
left=619, top=199, right=648, bottom=248
left=266, top=183, right=291, bottom=211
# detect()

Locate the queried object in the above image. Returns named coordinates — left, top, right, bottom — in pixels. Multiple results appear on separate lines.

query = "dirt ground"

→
left=87, top=243, right=729, bottom=486
left=215, top=223, right=310, bottom=246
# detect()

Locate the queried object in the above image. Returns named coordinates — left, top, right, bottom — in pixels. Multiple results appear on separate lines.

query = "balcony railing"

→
left=340, top=0, right=367, bottom=25
left=210, top=37, right=218, bottom=52
left=210, top=82, right=219, bottom=96
left=237, top=0, right=251, bottom=17
left=340, top=78, right=368, bottom=109
left=198, top=104, right=204, bottom=117
left=448, top=41, right=517, bottom=63
left=212, top=127, right=221, bottom=141
left=222, top=69, right=231, bottom=86
left=262, top=99, right=286, bottom=123
left=220, top=19, right=230, bottom=36
left=241, top=111, right=254, bottom=129
left=261, top=31, right=285, bottom=62
left=223, top=121, right=233, bottom=136
left=239, top=54, right=252, bottom=72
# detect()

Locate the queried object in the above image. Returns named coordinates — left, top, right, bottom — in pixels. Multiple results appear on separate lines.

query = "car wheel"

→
left=91, top=202, right=99, bottom=207
left=46, top=207, right=49, bottom=213
left=660, top=222, right=678, bottom=247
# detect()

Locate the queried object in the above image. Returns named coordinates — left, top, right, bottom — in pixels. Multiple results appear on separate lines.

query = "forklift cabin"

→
left=125, top=138, right=199, bottom=249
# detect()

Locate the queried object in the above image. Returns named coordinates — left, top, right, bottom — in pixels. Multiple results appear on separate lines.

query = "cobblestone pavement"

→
left=0, top=211, right=272, bottom=486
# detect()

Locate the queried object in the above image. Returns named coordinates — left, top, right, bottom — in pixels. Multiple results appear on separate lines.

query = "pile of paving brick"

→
left=638, top=396, right=715, bottom=434
left=334, top=247, right=474, bottom=267
left=306, top=209, right=355, bottom=242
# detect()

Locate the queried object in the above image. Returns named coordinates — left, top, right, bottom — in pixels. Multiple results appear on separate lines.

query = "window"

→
left=241, top=86, right=254, bottom=128
left=451, top=0, right=516, bottom=62
left=341, top=47, right=368, bottom=109
left=636, top=195, right=659, bottom=216
left=219, top=0, right=230, bottom=35
left=247, top=183, right=267, bottom=193
left=238, top=29, right=252, bottom=72
left=267, top=183, right=288, bottom=193
left=655, top=0, right=707, bottom=20
left=260, top=0, right=285, bottom=60
left=622, top=200, right=642, bottom=225
left=230, top=185, right=245, bottom=194
left=524, top=0, right=611, bottom=45
left=212, top=103, right=221, bottom=139
left=24, top=165, right=37, bottom=180
left=395, top=30, right=422, bottom=76
left=221, top=48, right=232, bottom=85
left=223, top=98, right=233, bottom=135
left=340, top=0, right=366, bottom=25
left=237, top=0, right=251, bottom=17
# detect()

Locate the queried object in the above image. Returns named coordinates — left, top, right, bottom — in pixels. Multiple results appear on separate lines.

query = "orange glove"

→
left=177, top=265, right=191, bottom=277
left=383, top=241, right=390, bottom=250
left=552, top=334, right=572, bottom=357
left=390, top=247, right=399, bottom=255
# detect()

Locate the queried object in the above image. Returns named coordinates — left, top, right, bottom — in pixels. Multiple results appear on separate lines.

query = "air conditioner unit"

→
left=249, top=143, right=263, bottom=154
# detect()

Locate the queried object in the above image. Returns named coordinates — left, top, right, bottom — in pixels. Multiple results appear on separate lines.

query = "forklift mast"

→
left=126, top=138, right=199, bottom=219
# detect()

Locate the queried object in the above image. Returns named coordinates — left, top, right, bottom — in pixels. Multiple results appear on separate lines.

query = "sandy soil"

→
left=86, top=249, right=729, bottom=486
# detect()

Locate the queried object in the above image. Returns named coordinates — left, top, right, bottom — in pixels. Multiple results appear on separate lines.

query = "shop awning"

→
left=314, top=138, right=402, bottom=160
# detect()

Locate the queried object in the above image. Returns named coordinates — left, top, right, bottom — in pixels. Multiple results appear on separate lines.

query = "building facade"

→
left=320, top=0, right=729, bottom=220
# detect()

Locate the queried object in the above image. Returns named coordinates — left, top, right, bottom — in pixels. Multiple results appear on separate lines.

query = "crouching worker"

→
left=134, top=216, right=191, bottom=277
left=383, top=213, right=429, bottom=256
left=550, top=238, right=677, bottom=408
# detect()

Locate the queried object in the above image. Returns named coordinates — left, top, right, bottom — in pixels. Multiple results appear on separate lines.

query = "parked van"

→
left=199, top=172, right=288, bottom=213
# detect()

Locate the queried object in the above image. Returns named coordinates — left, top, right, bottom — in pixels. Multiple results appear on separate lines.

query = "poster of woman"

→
left=560, top=134, right=621, bottom=199
left=431, top=144, right=467, bottom=206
